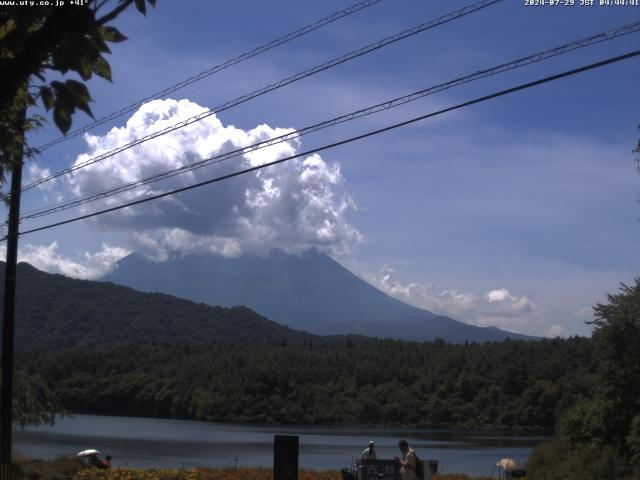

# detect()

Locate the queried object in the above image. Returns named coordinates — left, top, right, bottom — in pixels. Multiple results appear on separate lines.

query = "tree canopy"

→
left=0, top=0, right=156, bottom=190
left=529, top=278, right=640, bottom=480
left=20, top=336, right=595, bottom=431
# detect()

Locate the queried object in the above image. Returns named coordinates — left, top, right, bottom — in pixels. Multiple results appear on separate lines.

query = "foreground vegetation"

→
left=527, top=279, right=640, bottom=479
left=72, top=468, right=490, bottom=480
left=12, top=454, right=84, bottom=480
left=12, top=458, right=491, bottom=480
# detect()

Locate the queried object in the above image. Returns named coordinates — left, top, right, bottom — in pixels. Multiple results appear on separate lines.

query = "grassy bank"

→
left=73, top=467, right=339, bottom=480
left=74, top=467, right=496, bottom=480
left=73, top=468, right=491, bottom=480
left=11, top=458, right=495, bottom=480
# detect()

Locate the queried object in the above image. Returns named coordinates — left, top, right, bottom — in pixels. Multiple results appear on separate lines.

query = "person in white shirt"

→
left=361, top=440, right=377, bottom=459
left=394, top=439, right=417, bottom=480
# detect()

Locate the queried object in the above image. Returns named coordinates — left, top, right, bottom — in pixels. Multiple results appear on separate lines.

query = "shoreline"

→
left=51, top=411, right=551, bottom=436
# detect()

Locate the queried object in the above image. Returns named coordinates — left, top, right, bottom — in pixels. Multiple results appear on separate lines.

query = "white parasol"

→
left=497, top=458, right=519, bottom=471
left=77, top=449, right=101, bottom=457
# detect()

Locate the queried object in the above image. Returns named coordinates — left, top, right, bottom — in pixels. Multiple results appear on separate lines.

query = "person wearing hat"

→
left=361, top=440, right=377, bottom=459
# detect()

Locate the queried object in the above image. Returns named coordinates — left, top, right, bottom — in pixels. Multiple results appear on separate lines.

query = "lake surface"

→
left=15, top=414, right=546, bottom=477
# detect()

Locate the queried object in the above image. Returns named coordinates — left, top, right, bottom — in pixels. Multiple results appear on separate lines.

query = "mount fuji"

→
left=103, top=250, right=534, bottom=343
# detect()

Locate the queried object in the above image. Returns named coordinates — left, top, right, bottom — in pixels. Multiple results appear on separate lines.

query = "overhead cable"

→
left=20, top=21, right=640, bottom=220
left=22, top=0, right=503, bottom=192
left=33, top=0, right=386, bottom=153
left=12, top=49, right=640, bottom=240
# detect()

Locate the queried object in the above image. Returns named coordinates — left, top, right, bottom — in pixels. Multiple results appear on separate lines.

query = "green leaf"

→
left=40, top=87, right=54, bottom=111
left=53, top=106, right=72, bottom=134
left=93, top=56, right=112, bottom=82
left=100, top=26, right=127, bottom=43
left=78, top=57, right=93, bottom=80
left=75, top=101, right=93, bottom=118
left=63, top=80, right=94, bottom=119
left=134, top=0, right=146, bottom=15
left=50, top=80, right=64, bottom=93
left=64, top=80, right=92, bottom=104
left=50, top=46, right=75, bottom=73
left=92, top=33, right=112, bottom=54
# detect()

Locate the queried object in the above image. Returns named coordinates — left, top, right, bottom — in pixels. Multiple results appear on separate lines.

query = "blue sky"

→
left=7, top=0, right=640, bottom=336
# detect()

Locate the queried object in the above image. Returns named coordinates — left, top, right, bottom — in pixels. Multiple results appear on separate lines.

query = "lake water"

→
left=14, top=414, right=546, bottom=477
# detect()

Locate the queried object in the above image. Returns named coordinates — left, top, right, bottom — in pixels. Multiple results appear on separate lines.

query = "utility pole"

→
left=0, top=106, right=26, bottom=480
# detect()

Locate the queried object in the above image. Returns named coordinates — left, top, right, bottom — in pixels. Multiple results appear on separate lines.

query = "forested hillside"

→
left=0, top=262, right=317, bottom=349
left=20, top=337, right=594, bottom=431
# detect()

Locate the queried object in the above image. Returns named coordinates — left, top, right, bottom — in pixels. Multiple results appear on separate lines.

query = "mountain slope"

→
left=103, top=250, right=534, bottom=343
left=0, top=261, right=317, bottom=350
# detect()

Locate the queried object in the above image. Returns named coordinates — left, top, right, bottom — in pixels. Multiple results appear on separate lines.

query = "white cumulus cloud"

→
left=366, top=266, right=543, bottom=334
left=26, top=162, right=53, bottom=189
left=66, top=98, right=361, bottom=258
left=1, top=242, right=130, bottom=279
left=24, top=162, right=64, bottom=203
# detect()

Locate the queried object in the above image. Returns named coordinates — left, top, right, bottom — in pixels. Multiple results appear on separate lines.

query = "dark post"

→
left=0, top=107, right=25, bottom=480
left=273, top=434, right=298, bottom=480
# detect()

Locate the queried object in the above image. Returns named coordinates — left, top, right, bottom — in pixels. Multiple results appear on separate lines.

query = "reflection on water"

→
left=14, top=414, right=546, bottom=477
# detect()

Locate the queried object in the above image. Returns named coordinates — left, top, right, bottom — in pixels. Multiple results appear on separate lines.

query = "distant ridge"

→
left=103, top=250, right=536, bottom=343
left=0, top=261, right=318, bottom=351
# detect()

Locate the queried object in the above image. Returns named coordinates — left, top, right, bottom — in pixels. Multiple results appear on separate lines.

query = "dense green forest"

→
left=20, top=337, right=595, bottom=431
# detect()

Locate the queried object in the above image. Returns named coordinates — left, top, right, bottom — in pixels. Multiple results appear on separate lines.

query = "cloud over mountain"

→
left=1, top=242, right=129, bottom=280
left=67, top=98, right=361, bottom=258
left=366, top=266, right=548, bottom=334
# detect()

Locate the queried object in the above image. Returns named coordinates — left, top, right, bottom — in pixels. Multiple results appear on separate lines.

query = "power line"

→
left=25, top=0, right=501, bottom=190
left=33, top=0, right=385, bottom=153
left=19, top=21, right=640, bottom=221
left=12, top=49, right=640, bottom=240
left=22, top=0, right=503, bottom=192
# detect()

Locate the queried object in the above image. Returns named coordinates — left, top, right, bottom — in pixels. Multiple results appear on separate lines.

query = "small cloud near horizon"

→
left=363, top=265, right=558, bottom=337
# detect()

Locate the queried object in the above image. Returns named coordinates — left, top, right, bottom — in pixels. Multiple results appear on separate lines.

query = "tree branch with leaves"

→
left=0, top=0, right=156, bottom=190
